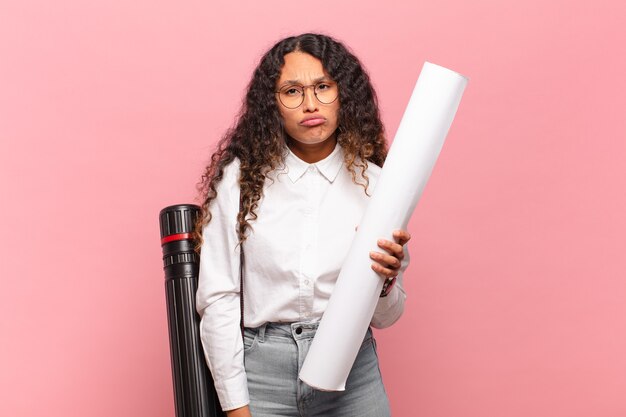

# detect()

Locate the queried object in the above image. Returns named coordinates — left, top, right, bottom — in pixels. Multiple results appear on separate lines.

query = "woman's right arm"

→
left=195, top=160, right=251, bottom=412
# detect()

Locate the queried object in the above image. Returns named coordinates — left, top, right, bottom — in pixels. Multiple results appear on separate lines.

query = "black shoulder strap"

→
left=239, top=191, right=245, bottom=338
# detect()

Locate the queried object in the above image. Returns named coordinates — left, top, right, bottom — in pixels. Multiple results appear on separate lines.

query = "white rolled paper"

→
left=299, top=62, right=468, bottom=391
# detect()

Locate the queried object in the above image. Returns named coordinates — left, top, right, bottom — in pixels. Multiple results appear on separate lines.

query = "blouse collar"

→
left=284, top=143, right=344, bottom=183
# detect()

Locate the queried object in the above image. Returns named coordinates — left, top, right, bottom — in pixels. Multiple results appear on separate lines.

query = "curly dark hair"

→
left=194, top=33, right=387, bottom=249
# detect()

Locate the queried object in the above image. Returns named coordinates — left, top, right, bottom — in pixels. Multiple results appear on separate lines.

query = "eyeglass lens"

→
left=278, top=82, right=338, bottom=109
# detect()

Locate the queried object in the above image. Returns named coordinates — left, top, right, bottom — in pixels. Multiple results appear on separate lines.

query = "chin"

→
left=287, top=126, right=337, bottom=146
left=290, top=134, right=327, bottom=145
left=303, top=139, right=331, bottom=146
left=308, top=136, right=329, bottom=143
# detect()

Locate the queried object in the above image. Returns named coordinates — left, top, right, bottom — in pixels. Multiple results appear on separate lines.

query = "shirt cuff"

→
left=371, top=275, right=406, bottom=328
left=375, top=285, right=400, bottom=310
left=214, top=373, right=250, bottom=411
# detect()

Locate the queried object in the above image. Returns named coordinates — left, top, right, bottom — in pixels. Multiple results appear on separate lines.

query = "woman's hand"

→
left=369, top=229, right=411, bottom=278
left=226, top=405, right=252, bottom=417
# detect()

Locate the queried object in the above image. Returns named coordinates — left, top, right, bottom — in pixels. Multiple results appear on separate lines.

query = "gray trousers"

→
left=243, top=320, right=391, bottom=417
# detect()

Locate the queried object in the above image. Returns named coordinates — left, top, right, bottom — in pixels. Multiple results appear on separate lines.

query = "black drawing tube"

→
left=159, top=204, right=224, bottom=417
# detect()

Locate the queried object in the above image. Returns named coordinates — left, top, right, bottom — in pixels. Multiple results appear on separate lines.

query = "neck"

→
left=287, top=134, right=337, bottom=163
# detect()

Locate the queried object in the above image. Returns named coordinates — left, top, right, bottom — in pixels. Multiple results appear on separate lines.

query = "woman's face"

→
left=276, top=52, right=340, bottom=150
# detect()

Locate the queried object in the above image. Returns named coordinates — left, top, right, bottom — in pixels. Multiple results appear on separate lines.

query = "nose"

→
left=302, top=86, right=318, bottom=112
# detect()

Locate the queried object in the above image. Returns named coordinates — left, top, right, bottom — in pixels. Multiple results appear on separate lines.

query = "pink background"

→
left=1, top=1, right=625, bottom=416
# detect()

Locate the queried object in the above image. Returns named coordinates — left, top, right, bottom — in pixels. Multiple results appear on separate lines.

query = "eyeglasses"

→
left=275, top=81, right=339, bottom=109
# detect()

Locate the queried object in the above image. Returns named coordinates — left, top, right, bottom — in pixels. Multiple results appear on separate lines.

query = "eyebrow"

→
left=278, top=76, right=331, bottom=87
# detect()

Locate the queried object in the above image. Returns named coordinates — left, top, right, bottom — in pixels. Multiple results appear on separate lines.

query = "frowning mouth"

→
left=300, top=117, right=326, bottom=127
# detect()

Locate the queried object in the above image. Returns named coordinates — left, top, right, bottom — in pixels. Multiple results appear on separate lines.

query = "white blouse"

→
left=196, top=144, right=408, bottom=410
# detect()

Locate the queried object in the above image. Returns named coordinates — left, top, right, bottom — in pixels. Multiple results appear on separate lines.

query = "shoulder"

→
left=364, top=159, right=382, bottom=179
left=355, top=158, right=382, bottom=190
left=210, top=158, right=241, bottom=209
left=222, top=157, right=241, bottom=179
left=214, top=157, right=241, bottom=191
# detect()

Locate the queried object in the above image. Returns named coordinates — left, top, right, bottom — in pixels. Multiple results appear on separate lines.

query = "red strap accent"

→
left=161, top=233, right=191, bottom=245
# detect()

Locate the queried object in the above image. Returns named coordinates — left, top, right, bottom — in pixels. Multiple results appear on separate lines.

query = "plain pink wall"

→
left=1, top=1, right=625, bottom=416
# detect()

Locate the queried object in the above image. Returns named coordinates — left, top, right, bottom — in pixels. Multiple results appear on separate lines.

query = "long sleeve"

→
left=195, top=159, right=249, bottom=411
left=371, top=246, right=410, bottom=329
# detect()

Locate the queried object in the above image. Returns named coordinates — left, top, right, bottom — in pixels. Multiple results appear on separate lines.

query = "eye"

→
left=282, top=86, right=303, bottom=96
left=316, top=83, right=332, bottom=91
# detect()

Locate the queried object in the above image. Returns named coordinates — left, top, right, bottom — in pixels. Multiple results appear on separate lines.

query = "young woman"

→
left=195, top=33, right=410, bottom=417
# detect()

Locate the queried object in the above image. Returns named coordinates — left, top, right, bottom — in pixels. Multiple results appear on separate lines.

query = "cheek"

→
left=280, top=108, right=296, bottom=124
left=277, top=106, right=287, bottom=123
left=329, top=106, right=340, bottom=127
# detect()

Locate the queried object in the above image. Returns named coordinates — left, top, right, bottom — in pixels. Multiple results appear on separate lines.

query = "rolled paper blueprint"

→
left=299, top=62, right=468, bottom=391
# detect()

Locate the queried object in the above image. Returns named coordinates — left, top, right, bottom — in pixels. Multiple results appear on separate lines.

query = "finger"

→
left=370, top=251, right=401, bottom=269
left=392, top=229, right=411, bottom=246
left=371, top=262, right=398, bottom=279
left=377, top=239, right=404, bottom=259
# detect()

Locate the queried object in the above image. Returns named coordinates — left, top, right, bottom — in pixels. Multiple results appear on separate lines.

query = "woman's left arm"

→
left=369, top=230, right=411, bottom=328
